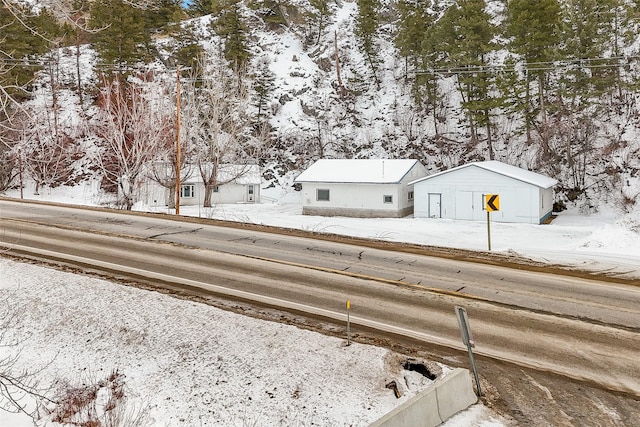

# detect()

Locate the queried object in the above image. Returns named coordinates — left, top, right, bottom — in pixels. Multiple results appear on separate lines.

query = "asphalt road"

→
left=1, top=198, right=639, bottom=424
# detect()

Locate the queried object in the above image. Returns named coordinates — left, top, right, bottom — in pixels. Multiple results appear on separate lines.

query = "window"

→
left=317, top=189, right=330, bottom=201
left=383, top=195, right=393, bottom=204
left=213, top=186, right=219, bottom=193
left=180, top=185, right=195, bottom=198
left=408, top=191, right=414, bottom=201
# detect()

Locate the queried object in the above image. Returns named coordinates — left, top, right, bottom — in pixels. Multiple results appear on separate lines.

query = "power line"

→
left=413, top=55, right=640, bottom=75
left=5, top=54, right=640, bottom=77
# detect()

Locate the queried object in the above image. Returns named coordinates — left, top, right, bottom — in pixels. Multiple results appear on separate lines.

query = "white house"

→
left=294, top=159, right=428, bottom=218
left=409, top=161, right=557, bottom=224
left=142, top=164, right=262, bottom=207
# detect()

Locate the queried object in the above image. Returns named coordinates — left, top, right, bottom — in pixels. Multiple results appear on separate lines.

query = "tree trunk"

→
left=203, top=183, right=215, bottom=208
left=430, top=83, right=440, bottom=136
left=525, top=75, right=532, bottom=145
left=334, top=31, right=344, bottom=97
left=76, top=41, right=83, bottom=104
left=485, top=110, right=494, bottom=160
left=168, top=184, right=176, bottom=209
left=538, top=73, right=550, bottom=154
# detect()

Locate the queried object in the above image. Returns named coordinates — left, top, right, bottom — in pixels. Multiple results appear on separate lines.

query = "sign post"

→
left=346, top=299, right=351, bottom=346
left=484, top=194, right=500, bottom=251
left=455, top=306, right=482, bottom=396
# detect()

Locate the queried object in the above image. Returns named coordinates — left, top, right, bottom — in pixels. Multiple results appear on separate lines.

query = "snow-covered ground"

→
left=1, top=181, right=639, bottom=426
left=0, top=258, right=505, bottom=427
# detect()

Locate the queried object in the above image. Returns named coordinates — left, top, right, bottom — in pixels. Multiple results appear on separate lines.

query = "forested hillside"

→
left=1, top=0, right=639, bottom=213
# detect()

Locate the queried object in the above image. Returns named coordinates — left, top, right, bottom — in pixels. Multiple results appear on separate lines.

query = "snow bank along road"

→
left=1, top=198, right=640, bottom=400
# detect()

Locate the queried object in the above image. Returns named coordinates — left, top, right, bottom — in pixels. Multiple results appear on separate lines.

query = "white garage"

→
left=410, top=161, right=557, bottom=224
left=294, top=159, right=428, bottom=218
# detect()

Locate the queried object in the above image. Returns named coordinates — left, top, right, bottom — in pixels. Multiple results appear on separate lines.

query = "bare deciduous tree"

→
left=15, top=59, right=86, bottom=195
left=47, top=369, right=149, bottom=426
left=0, top=118, right=19, bottom=191
left=93, top=75, right=174, bottom=210
left=0, top=288, right=54, bottom=419
left=181, top=56, right=256, bottom=208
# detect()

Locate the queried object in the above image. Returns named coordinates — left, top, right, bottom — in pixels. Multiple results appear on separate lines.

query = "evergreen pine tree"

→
left=307, top=0, right=333, bottom=45
left=252, top=56, right=275, bottom=119
left=559, top=0, right=620, bottom=103
left=606, top=0, right=640, bottom=97
left=402, top=0, right=450, bottom=126
left=433, top=0, right=498, bottom=158
left=0, top=4, right=60, bottom=101
left=354, top=0, right=381, bottom=88
left=189, top=0, right=219, bottom=17
left=89, top=0, right=152, bottom=69
left=170, top=22, right=205, bottom=76
left=506, top=0, right=562, bottom=144
left=211, top=0, right=251, bottom=75
left=394, top=0, right=433, bottom=77
left=145, top=0, right=185, bottom=34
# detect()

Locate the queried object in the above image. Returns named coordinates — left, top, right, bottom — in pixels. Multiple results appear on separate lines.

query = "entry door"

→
left=428, top=193, right=441, bottom=218
left=247, top=185, right=255, bottom=202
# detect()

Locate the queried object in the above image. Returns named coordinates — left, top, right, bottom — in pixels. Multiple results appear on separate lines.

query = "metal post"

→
left=346, top=299, right=351, bottom=346
left=465, top=337, right=482, bottom=397
left=486, top=211, right=491, bottom=251
left=175, top=65, right=181, bottom=215
left=18, top=148, right=23, bottom=199
left=455, top=306, right=482, bottom=396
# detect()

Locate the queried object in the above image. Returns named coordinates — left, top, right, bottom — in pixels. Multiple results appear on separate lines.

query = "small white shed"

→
left=143, top=164, right=262, bottom=207
left=410, top=161, right=557, bottom=224
left=294, top=159, right=428, bottom=218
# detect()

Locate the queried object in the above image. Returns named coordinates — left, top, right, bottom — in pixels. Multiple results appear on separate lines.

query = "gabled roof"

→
left=194, top=164, right=262, bottom=185
left=149, top=163, right=261, bottom=185
left=294, top=159, right=421, bottom=184
left=409, top=160, right=557, bottom=189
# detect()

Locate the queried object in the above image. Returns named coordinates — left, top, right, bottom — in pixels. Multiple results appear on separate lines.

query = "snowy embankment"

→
left=0, top=258, right=505, bottom=426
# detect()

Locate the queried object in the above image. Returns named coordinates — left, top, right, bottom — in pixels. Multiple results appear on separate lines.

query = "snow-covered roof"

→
left=409, top=161, right=558, bottom=189
left=150, top=163, right=261, bottom=185
left=294, top=159, right=421, bottom=184
left=197, top=164, right=262, bottom=185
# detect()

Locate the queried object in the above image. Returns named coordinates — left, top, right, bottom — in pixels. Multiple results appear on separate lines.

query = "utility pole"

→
left=17, top=147, right=23, bottom=199
left=176, top=65, right=181, bottom=215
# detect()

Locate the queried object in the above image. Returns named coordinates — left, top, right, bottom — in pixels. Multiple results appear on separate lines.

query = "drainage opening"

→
left=403, top=360, right=436, bottom=380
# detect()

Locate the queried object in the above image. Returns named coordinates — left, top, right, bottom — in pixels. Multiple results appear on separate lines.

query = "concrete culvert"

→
left=403, top=360, right=436, bottom=380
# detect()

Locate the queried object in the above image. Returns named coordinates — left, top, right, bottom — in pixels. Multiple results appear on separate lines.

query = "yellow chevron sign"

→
left=485, top=194, right=500, bottom=212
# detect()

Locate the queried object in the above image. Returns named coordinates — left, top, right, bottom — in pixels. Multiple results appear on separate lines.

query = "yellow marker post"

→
left=346, top=299, right=351, bottom=346
left=484, top=194, right=500, bottom=251
left=487, top=211, right=491, bottom=251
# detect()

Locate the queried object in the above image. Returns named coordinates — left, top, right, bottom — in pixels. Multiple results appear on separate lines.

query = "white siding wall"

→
left=298, top=162, right=427, bottom=217
left=540, top=187, right=554, bottom=220
left=414, top=166, right=546, bottom=224
left=180, top=182, right=204, bottom=206
left=142, top=181, right=171, bottom=206
left=302, top=182, right=401, bottom=211
left=142, top=181, right=258, bottom=206
left=399, top=163, right=427, bottom=210
left=209, top=183, right=258, bottom=204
